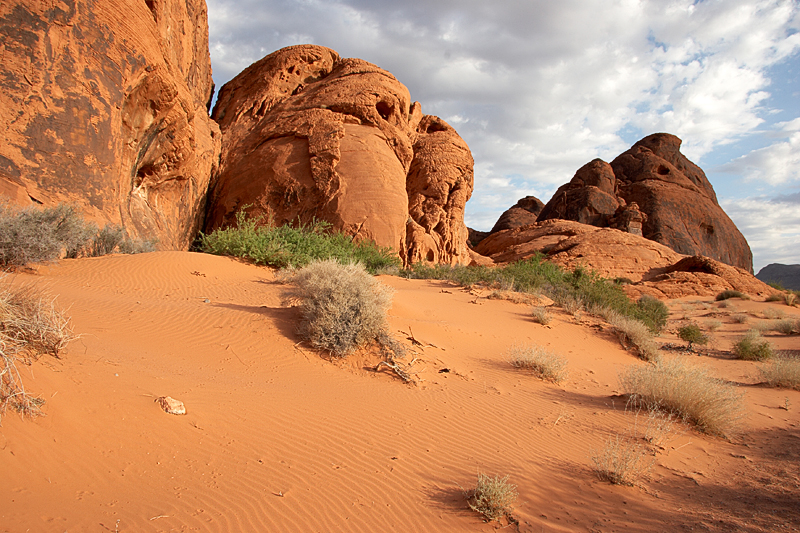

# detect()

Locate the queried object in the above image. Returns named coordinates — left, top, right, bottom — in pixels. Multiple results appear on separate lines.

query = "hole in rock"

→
left=657, top=164, right=670, bottom=175
left=426, top=250, right=435, bottom=262
left=376, top=101, right=393, bottom=120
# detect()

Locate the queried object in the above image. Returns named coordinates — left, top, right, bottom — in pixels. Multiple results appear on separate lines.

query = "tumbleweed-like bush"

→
left=507, top=343, right=568, bottom=383
left=288, top=260, right=394, bottom=357
left=467, top=473, right=518, bottom=522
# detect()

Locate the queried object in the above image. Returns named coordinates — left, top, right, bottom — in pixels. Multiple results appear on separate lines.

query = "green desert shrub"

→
left=732, top=330, right=774, bottom=361
left=619, top=357, right=744, bottom=437
left=716, top=290, right=748, bottom=301
left=677, top=323, right=710, bottom=351
left=0, top=203, right=96, bottom=266
left=199, top=208, right=400, bottom=273
left=287, top=260, right=394, bottom=356
left=467, top=474, right=518, bottom=522
left=760, top=354, right=800, bottom=390
left=507, top=344, right=568, bottom=383
left=405, top=255, right=664, bottom=330
left=635, top=295, right=669, bottom=333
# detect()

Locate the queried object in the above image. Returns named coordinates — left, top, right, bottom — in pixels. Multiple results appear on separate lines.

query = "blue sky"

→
left=206, top=0, right=800, bottom=272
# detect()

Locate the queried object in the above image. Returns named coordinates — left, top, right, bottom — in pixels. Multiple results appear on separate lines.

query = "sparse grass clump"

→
left=677, top=323, right=710, bottom=351
left=199, top=209, right=400, bottom=273
left=732, top=330, right=774, bottom=361
left=784, top=292, right=798, bottom=307
left=288, top=260, right=394, bottom=356
left=467, top=474, right=518, bottom=522
left=716, top=290, right=748, bottom=301
left=0, top=281, right=75, bottom=421
left=606, top=311, right=660, bottom=362
left=591, top=435, right=652, bottom=486
left=762, top=307, right=786, bottom=320
left=619, top=357, right=744, bottom=437
left=530, top=306, right=552, bottom=325
left=770, top=319, right=797, bottom=335
left=731, top=313, right=749, bottom=324
left=507, top=344, right=568, bottom=383
left=705, top=320, right=722, bottom=332
left=760, top=354, right=800, bottom=390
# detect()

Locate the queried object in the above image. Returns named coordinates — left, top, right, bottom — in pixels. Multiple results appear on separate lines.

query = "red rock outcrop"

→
left=537, top=134, right=753, bottom=272
left=474, top=219, right=774, bottom=299
left=490, top=195, right=544, bottom=234
left=206, top=45, right=474, bottom=266
left=0, top=0, right=220, bottom=249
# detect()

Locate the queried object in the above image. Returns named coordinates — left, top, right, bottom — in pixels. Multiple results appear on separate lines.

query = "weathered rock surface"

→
left=0, top=0, right=220, bottom=249
left=474, top=219, right=774, bottom=299
left=756, top=263, right=800, bottom=290
left=207, top=45, right=474, bottom=266
left=490, top=195, right=544, bottom=234
left=537, top=134, right=753, bottom=272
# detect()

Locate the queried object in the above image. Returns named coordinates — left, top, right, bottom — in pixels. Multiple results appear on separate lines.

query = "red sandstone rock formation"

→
left=474, top=219, right=774, bottom=299
left=537, top=134, right=753, bottom=272
left=0, top=0, right=220, bottom=249
left=206, top=45, right=474, bottom=266
left=490, top=196, right=544, bottom=234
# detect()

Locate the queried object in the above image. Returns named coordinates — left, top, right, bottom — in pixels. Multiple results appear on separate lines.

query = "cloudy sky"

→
left=206, top=0, right=800, bottom=272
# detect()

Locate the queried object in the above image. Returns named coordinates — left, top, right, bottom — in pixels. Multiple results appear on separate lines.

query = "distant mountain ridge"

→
left=756, top=263, right=800, bottom=290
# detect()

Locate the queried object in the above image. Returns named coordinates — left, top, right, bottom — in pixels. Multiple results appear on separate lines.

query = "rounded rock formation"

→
left=206, top=45, right=474, bottom=266
left=537, top=134, right=753, bottom=272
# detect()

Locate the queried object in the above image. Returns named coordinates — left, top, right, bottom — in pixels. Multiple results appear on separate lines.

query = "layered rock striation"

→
left=537, top=134, right=753, bottom=272
left=206, top=45, right=474, bottom=266
left=0, top=0, right=220, bottom=249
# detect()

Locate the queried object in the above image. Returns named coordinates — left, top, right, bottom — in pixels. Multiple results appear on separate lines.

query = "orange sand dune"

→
left=1, top=252, right=798, bottom=532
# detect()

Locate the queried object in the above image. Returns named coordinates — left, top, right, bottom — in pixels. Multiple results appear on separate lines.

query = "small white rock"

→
left=156, top=396, right=186, bottom=415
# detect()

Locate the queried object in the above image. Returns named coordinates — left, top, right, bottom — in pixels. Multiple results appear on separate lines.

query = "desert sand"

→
left=1, top=251, right=798, bottom=532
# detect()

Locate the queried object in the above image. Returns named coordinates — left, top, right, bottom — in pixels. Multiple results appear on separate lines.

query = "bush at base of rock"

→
left=198, top=209, right=400, bottom=273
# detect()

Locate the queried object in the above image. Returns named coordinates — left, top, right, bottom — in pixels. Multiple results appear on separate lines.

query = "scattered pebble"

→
left=156, top=396, right=186, bottom=415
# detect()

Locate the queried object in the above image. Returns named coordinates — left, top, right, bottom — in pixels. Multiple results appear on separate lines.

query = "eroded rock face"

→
left=207, top=45, right=474, bottom=266
left=0, top=0, right=220, bottom=249
left=537, top=134, right=753, bottom=272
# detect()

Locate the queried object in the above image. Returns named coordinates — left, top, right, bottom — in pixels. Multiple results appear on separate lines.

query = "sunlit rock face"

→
left=207, top=45, right=475, bottom=266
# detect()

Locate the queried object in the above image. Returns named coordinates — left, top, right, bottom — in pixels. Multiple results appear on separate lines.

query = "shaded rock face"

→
left=756, top=263, right=800, bottom=290
left=490, top=195, right=544, bottom=234
left=207, top=45, right=474, bottom=266
left=537, top=134, right=753, bottom=272
left=0, top=0, right=220, bottom=249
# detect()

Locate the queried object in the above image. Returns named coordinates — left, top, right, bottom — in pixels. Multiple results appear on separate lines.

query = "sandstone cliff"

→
left=206, top=45, right=474, bottom=266
left=0, top=0, right=220, bottom=249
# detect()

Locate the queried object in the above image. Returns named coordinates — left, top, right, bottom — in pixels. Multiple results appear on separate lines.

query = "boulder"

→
left=537, top=134, right=753, bottom=272
left=0, top=0, right=221, bottom=249
left=489, top=195, right=544, bottom=233
left=206, top=45, right=474, bottom=266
